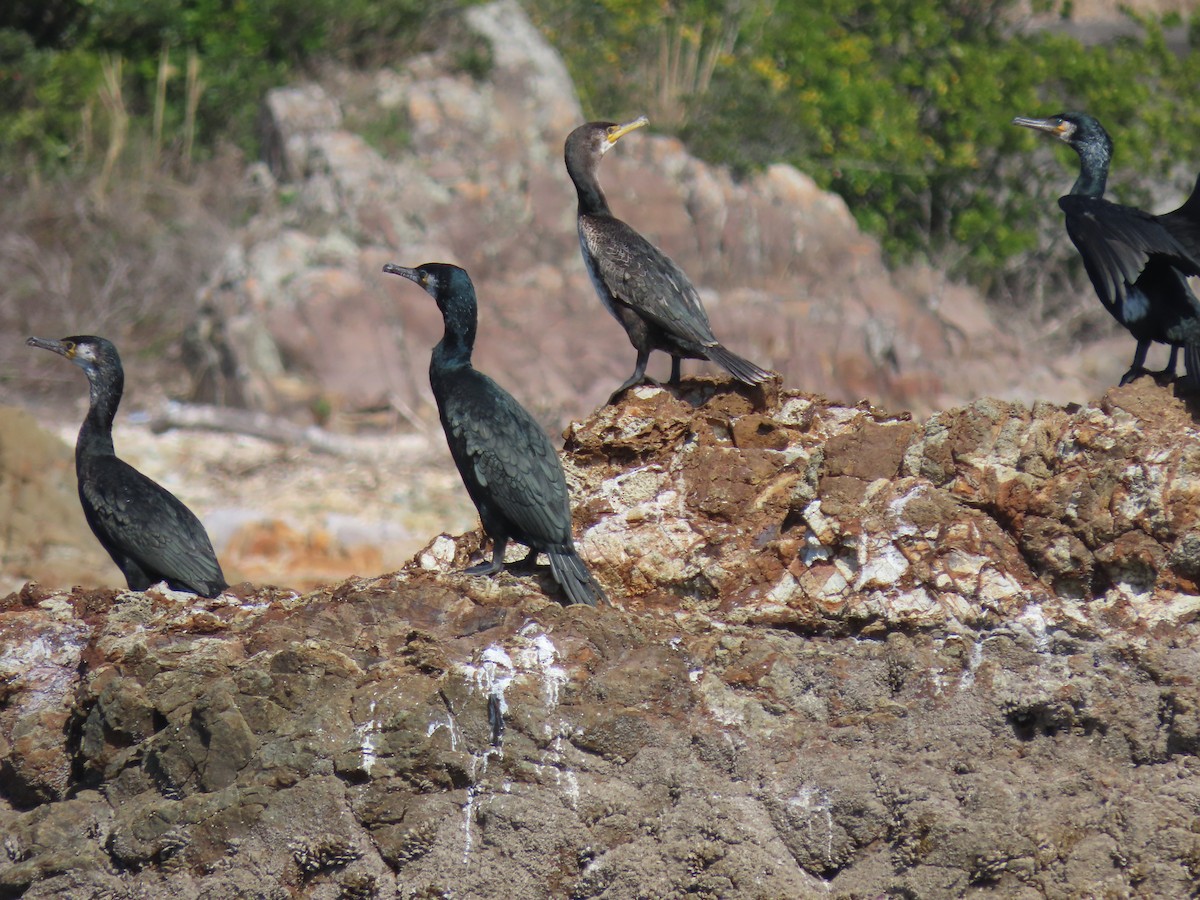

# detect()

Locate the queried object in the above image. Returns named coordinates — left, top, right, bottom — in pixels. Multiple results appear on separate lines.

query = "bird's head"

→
left=383, top=261, right=462, bottom=297
left=1012, top=111, right=1111, bottom=154
left=565, top=116, right=648, bottom=164
left=26, top=334, right=118, bottom=379
left=383, top=261, right=477, bottom=324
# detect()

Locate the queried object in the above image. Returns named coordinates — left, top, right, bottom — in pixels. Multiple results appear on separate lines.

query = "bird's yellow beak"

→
left=606, top=116, right=648, bottom=147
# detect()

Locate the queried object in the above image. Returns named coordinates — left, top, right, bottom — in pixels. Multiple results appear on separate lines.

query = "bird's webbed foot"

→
left=464, top=558, right=504, bottom=576
left=1149, top=365, right=1180, bottom=385
left=1149, top=345, right=1182, bottom=383
left=607, top=375, right=661, bottom=405
left=507, top=546, right=540, bottom=575
left=1119, top=366, right=1177, bottom=386
left=464, top=538, right=507, bottom=576
left=1118, top=367, right=1148, bottom=387
left=607, top=350, right=656, bottom=405
left=1121, top=345, right=1178, bottom=386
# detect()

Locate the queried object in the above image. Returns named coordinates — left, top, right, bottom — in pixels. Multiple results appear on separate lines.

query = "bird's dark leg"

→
left=607, top=347, right=657, bottom=404
left=508, top=546, right=540, bottom=574
left=668, top=355, right=682, bottom=386
left=1150, top=345, right=1181, bottom=382
left=1119, top=340, right=1152, bottom=386
left=465, top=536, right=507, bottom=576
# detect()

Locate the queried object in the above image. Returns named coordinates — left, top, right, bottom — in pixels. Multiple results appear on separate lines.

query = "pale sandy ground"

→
left=10, top=415, right=477, bottom=595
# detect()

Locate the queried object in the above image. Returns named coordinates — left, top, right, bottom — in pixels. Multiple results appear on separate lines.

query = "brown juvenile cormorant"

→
left=565, top=117, right=773, bottom=403
left=26, top=335, right=228, bottom=597
left=382, top=262, right=605, bottom=606
left=1013, top=112, right=1200, bottom=385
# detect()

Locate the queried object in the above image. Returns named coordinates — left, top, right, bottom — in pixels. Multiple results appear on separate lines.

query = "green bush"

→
left=528, top=0, right=1200, bottom=310
left=7, top=0, right=1200, bottom=314
left=0, top=29, right=101, bottom=166
left=0, top=0, right=462, bottom=174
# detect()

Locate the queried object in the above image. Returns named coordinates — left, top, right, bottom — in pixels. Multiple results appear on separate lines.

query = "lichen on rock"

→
left=4, top=378, right=1200, bottom=898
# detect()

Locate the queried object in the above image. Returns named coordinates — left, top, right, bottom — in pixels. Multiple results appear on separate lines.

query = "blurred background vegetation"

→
left=2, top=0, right=1200, bottom=348
left=525, top=0, right=1200, bottom=315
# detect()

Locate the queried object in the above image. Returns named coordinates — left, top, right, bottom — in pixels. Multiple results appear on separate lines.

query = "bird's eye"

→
left=64, top=341, right=75, bottom=356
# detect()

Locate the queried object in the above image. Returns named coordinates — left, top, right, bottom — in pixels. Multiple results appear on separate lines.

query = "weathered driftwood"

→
left=148, top=401, right=366, bottom=457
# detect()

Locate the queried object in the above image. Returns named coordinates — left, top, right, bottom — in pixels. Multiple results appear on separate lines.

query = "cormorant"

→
left=26, top=335, right=228, bottom=597
left=1013, top=111, right=1200, bottom=385
left=382, top=262, right=606, bottom=606
left=564, top=117, right=773, bottom=403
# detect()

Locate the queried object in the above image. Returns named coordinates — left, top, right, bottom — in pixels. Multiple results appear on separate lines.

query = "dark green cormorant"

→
left=26, top=335, right=228, bottom=597
left=382, top=262, right=605, bottom=606
left=565, top=117, right=773, bottom=403
left=1013, top=112, right=1200, bottom=385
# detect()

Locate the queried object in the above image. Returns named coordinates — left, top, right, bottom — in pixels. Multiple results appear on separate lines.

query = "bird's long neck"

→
left=1071, top=139, right=1110, bottom=198
left=431, top=310, right=477, bottom=375
left=569, top=160, right=612, bottom=217
left=77, top=369, right=120, bottom=461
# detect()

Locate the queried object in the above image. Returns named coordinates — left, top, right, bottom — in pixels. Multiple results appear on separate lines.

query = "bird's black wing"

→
left=1061, top=195, right=1200, bottom=318
left=581, top=215, right=718, bottom=346
left=82, top=457, right=225, bottom=594
left=445, top=373, right=573, bottom=549
left=1157, top=172, right=1200, bottom=262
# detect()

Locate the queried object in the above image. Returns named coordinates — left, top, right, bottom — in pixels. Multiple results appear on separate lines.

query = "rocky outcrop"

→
left=188, top=0, right=1101, bottom=430
left=4, top=379, right=1200, bottom=898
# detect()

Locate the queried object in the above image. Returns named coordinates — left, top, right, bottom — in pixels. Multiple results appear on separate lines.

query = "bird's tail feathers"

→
left=548, top=550, right=606, bottom=607
left=1185, top=341, right=1200, bottom=388
left=705, top=343, right=773, bottom=386
left=187, top=577, right=229, bottom=599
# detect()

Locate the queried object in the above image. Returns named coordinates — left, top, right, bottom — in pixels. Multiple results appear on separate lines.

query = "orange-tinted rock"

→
left=5, top=378, right=1200, bottom=897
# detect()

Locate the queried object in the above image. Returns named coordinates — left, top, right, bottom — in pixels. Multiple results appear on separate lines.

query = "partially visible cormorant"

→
left=27, top=336, right=228, bottom=597
left=1013, top=112, right=1200, bottom=385
left=382, top=262, right=605, bottom=606
left=565, top=117, right=773, bottom=403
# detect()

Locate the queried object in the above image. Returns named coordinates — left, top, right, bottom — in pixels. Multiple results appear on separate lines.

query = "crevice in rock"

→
left=0, top=759, right=49, bottom=811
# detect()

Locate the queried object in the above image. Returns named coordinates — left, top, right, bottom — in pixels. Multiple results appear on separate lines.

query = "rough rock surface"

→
left=188, top=0, right=1105, bottom=430
left=4, top=378, right=1200, bottom=898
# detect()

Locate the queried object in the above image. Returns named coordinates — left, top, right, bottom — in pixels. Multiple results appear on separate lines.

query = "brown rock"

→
left=7, top=381, right=1200, bottom=897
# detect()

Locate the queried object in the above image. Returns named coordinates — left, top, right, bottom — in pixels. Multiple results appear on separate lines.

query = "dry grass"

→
left=2, top=38, right=250, bottom=405
left=1, top=146, right=256, bottom=406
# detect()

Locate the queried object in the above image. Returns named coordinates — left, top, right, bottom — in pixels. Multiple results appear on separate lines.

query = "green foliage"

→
left=0, top=29, right=100, bottom=165
left=0, top=0, right=463, bottom=174
left=452, top=30, right=495, bottom=82
left=345, top=102, right=412, bottom=160
left=9, top=0, right=1200, bottom=314
left=529, top=0, right=1200, bottom=308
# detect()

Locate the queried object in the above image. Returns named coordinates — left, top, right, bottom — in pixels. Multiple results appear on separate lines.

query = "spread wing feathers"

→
left=581, top=215, right=718, bottom=347
left=446, top=374, right=573, bottom=548
left=1159, top=172, right=1200, bottom=258
left=1062, top=195, right=1200, bottom=317
left=82, top=457, right=225, bottom=594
